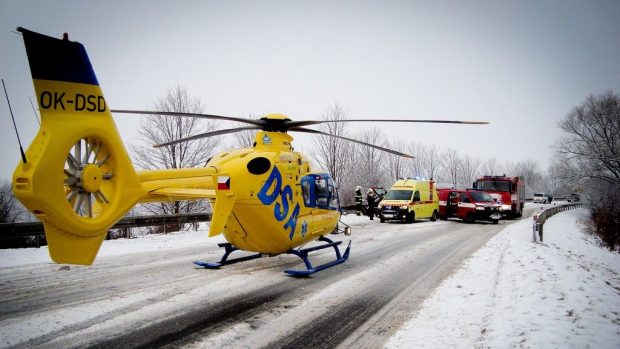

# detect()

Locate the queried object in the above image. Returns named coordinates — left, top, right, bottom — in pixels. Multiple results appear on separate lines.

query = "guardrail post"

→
left=532, top=214, right=539, bottom=242
left=539, top=223, right=543, bottom=242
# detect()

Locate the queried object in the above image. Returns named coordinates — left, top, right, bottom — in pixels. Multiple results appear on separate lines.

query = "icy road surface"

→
left=0, top=210, right=517, bottom=348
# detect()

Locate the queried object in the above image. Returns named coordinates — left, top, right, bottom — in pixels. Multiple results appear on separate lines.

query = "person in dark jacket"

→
left=366, top=189, right=378, bottom=220
left=355, top=186, right=364, bottom=215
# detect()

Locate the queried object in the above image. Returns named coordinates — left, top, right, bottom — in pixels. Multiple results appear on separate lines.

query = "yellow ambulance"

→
left=377, top=179, right=439, bottom=223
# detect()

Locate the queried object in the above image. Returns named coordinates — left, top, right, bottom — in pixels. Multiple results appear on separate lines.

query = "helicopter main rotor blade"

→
left=287, top=119, right=489, bottom=129
left=290, top=127, right=414, bottom=158
left=111, top=109, right=264, bottom=127
left=153, top=126, right=261, bottom=148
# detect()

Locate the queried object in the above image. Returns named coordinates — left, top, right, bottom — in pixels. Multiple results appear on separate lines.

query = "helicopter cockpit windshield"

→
left=301, top=174, right=339, bottom=210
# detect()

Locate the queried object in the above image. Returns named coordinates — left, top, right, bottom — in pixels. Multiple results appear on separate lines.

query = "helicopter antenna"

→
left=28, top=96, right=40, bottom=125
left=2, top=78, right=27, bottom=163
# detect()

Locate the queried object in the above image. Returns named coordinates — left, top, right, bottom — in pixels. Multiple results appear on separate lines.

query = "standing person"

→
left=367, top=189, right=377, bottom=220
left=355, top=186, right=364, bottom=215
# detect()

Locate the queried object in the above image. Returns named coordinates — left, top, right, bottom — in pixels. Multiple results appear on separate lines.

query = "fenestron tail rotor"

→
left=64, top=137, right=114, bottom=219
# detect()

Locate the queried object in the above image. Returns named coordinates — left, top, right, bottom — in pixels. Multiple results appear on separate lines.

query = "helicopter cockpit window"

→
left=302, top=180, right=311, bottom=206
left=327, top=178, right=339, bottom=208
left=315, top=178, right=329, bottom=207
left=300, top=174, right=339, bottom=210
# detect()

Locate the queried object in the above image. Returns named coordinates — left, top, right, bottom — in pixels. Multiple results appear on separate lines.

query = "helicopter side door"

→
left=300, top=174, right=339, bottom=210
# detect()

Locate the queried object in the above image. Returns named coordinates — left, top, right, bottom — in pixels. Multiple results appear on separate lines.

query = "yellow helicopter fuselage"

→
left=200, top=131, right=340, bottom=254
left=139, top=130, right=341, bottom=254
left=12, top=28, right=341, bottom=265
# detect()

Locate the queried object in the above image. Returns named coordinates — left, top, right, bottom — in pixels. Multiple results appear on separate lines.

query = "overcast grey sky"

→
left=1, top=0, right=619, bottom=181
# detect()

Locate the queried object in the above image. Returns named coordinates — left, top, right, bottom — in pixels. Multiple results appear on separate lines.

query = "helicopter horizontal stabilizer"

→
left=149, top=188, right=217, bottom=199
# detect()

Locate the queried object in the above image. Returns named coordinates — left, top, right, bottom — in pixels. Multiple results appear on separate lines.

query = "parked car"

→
left=438, top=189, right=502, bottom=224
left=533, top=193, right=552, bottom=204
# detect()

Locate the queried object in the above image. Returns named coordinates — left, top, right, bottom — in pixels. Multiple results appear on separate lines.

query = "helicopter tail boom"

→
left=12, top=28, right=147, bottom=264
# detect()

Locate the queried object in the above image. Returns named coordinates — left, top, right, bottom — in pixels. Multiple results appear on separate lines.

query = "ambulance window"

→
left=413, top=191, right=420, bottom=202
left=385, top=190, right=413, bottom=200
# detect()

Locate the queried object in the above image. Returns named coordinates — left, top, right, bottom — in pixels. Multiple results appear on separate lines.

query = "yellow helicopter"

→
left=11, top=28, right=488, bottom=275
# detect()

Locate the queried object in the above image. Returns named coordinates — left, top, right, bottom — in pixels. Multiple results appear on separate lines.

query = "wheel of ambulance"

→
left=380, top=216, right=385, bottom=223
left=430, top=210, right=438, bottom=222
left=406, top=211, right=415, bottom=223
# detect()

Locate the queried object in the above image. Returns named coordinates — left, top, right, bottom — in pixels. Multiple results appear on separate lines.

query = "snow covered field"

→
left=387, top=208, right=620, bottom=348
left=1, top=206, right=618, bottom=348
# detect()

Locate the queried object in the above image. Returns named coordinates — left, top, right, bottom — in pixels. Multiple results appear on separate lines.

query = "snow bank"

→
left=386, top=208, right=620, bottom=348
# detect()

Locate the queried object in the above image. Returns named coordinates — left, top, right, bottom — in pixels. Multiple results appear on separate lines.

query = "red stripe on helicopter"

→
left=217, top=176, right=230, bottom=190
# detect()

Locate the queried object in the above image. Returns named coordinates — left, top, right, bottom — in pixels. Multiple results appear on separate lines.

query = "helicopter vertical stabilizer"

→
left=12, top=28, right=144, bottom=265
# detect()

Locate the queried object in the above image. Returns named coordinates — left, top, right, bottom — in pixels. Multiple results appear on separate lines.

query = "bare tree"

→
left=385, top=138, right=408, bottom=181
left=459, top=154, right=481, bottom=188
left=554, top=91, right=620, bottom=249
left=555, top=91, right=620, bottom=186
left=442, top=148, right=462, bottom=188
left=310, top=103, right=352, bottom=186
left=0, top=181, right=27, bottom=223
left=514, top=160, right=543, bottom=192
left=130, top=84, right=218, bottom=232
left=353, top=128, right=388, bottom=189
left=481, top=157, right=501, bottom=176
left=407, top=142, right=426, bottom=178
left=422, top=143, right=441, bottom=181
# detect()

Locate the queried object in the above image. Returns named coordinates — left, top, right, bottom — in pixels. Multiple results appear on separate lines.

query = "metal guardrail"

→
left=0, top=212, right=212, bottom=240
left=532, top=203, right=587, bottom=242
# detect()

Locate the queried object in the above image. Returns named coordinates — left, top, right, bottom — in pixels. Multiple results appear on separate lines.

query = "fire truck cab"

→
left=472, top=175, right=525, bottom=218
left=438, top=189, right=502, bottom=224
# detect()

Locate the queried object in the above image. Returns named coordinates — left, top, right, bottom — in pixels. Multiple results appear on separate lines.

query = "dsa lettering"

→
left=257, top=167, right=300, bottom=240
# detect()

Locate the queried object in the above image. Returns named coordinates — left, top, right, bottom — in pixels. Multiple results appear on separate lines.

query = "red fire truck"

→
left=472, top=175, right=525, bottom=218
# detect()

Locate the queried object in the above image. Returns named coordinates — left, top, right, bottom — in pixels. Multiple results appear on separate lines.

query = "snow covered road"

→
left=9, top=204, right=614, bottom=349
left=0, top=212, right=510, bottom=348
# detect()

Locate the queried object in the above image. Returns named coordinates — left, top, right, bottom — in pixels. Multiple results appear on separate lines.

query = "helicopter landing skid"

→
left=284, top=236, right=351, bottom=277
left=193, top=243, right=262, bottom=269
